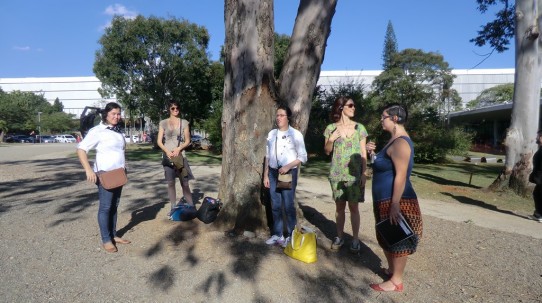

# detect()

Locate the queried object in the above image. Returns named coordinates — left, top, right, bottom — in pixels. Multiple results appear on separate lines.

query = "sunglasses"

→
left=344, top=103, right=355, bottom=108
left=170, top=107, right=179, bottom=111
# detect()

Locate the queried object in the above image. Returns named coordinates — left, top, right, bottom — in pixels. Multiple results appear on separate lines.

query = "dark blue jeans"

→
left=97, top=184, right=123, bottom=244
left=268, top=167, right=298, bottom=237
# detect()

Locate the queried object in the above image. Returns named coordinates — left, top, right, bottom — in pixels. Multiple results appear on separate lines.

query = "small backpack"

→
left=170, top=203, right=197, bottom=221
left=197, top=197, right=223, bottom=224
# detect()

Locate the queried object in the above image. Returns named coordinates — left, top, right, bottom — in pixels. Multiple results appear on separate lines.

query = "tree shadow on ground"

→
left=441, top=192, right=526, bottom=219
left=299, top=203, right=384, bottom=274
left=412, top=171, right=480, bottom=189
left=116, top=200, right=167, bottom=237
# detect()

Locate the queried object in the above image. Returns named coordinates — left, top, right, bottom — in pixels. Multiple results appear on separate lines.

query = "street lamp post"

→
left=37, top=112, right=42, bottom=143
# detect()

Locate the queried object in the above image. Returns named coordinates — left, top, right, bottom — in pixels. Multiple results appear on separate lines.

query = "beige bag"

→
left=277, top=173, right=292, bottom=189
left=98, top=168, right=127, bottom=190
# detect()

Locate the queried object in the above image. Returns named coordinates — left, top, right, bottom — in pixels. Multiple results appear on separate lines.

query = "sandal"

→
left=369, top=280, right=403, bottom=292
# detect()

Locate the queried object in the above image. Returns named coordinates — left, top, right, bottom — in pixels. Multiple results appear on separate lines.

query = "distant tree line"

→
left=0, top=90, right=75, bottom=141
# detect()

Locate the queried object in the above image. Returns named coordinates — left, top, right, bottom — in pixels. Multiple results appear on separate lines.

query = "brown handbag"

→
left=98, top=167, right=128, bottom=190
left=277, top=173, right=292, bottom=189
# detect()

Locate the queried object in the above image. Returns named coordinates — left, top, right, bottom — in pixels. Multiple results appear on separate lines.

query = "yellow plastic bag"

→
left=283, top=226, right=317, bottom=263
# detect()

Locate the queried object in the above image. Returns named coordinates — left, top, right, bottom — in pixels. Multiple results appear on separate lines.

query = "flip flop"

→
left=369, top=280, right=403, bottom=292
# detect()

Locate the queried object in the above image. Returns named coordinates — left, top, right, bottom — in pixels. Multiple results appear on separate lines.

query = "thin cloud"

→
left=99, top=4, right=138, bottom=30
left=13, top=46, right=31, bottom=51
left=104, top=4, right=137, bottom=19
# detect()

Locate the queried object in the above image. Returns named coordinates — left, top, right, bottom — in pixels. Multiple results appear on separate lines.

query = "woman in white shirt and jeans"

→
left=77, top=102, right=131, bottom=253
left=263, top=104, right=308, bottom=247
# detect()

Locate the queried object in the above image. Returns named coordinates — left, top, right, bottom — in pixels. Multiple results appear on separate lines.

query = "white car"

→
left=124, top=134, right=140, bottom=143
left=55, top=134, right=76, bottom=143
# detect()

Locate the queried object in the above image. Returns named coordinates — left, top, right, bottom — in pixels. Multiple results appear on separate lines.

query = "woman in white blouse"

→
left=77, top=102, right=131, bottom=253
left=263, top=104, right=308, bottom=247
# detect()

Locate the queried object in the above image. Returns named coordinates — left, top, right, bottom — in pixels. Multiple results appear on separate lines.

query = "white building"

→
left=0, top=69, right=519, bottom=118
left=0, top=76, right=115, bottom=118
left=318, top=68, right=516, bottom=103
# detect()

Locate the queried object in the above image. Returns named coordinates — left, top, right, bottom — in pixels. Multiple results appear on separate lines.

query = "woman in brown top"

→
left=157, top=100, right=195, bottom=218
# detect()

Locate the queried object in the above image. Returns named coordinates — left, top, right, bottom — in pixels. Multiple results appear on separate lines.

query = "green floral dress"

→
left=324, top=123, right=368, bottom=202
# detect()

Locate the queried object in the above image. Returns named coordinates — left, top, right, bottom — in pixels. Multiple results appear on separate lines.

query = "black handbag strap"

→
left=176, top=119, right=183, bottom=147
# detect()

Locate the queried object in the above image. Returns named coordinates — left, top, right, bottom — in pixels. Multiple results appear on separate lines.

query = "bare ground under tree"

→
left=0, top=144, right=541, bottom=302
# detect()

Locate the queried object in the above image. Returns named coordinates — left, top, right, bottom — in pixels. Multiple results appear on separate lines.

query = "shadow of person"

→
left=298, top=203, right=383, bottom=275
left=117, top=201, right=167, bottom=237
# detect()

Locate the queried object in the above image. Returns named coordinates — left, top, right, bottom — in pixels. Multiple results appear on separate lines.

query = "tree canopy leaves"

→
left=94, top=15, right=213, bottom=123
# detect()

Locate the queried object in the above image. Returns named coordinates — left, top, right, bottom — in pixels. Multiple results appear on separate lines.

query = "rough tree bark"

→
left=491, top=0, right=541, bottom=196
left=278, top=0, right=337, bottom=133
left=218, top=0, right=336, bottom=233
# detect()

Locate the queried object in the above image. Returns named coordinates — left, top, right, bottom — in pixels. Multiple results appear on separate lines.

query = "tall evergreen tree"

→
left=52, top=97, right=64, bottom=112
left=382, top=20, right=398, bottom=70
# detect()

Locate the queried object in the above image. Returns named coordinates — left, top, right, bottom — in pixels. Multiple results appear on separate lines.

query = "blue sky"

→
left=0, top=1, right=514, bottom=78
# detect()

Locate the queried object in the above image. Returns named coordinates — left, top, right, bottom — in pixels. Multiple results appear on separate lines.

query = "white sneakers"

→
left=265, top=235, right=289, bottom=247
left=265, top=235, right=284, bottom=245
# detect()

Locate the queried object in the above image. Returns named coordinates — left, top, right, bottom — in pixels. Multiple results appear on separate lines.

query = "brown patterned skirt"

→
left=373, top=197, right=423, bottom=257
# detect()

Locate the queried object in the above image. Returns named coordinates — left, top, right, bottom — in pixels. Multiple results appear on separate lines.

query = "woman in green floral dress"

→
left=324, top=96, right=368, bottom=253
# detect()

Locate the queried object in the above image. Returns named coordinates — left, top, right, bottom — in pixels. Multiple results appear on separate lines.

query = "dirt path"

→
left=0, top=144, right=541, bottom=302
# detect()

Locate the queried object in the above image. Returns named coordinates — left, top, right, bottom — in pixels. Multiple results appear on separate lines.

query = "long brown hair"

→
left=330, top=96, right=351, bottom=123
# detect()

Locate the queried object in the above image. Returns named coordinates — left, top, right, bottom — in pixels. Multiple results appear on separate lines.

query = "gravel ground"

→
left=0, top=143, right=541, bottom=303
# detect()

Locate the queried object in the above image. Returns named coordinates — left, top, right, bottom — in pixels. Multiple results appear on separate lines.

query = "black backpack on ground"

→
left=197, top=197, right=222, bottom=224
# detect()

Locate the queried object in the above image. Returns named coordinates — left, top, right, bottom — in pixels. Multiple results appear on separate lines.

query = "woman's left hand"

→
left=388, top=202, right=401, bottom=224
left=170, top=149, right=180, bottom=157
left=278, top=166, right=289, bottom=175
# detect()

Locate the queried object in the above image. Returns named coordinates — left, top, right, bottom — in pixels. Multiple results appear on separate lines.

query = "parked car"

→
left=124, top=134, right=140, bottom=143
left=37, top=135, right=57, bottom=143
left=55, top=134, right=76, bottom=143
left=190, top=135, right=203, bottom=143
left=10, top=135, right=35, bottom=143
left=189, top=135, right=204, bottom=149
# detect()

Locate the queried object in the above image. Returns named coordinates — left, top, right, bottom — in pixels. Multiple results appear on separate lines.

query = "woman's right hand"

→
left=85, top=168, right=97, bottom=184
left=366, top=141, right=376, bottom=155
left=330, top=129, right=341, bottom=142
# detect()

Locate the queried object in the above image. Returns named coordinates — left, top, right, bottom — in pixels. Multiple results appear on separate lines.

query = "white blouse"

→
left=266, top=126, right=308, bottom=169
left=77, top=123, right=126, bottom=172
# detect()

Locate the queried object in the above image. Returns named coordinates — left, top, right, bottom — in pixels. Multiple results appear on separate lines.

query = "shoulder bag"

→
left=98, top=167, right=127, bottom=190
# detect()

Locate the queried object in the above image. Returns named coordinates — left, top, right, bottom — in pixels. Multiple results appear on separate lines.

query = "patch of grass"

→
left=185, top=149, right=222, bottom=166
left=301, top=154, right=331, bottom=178
left=410, top=162, right=532, bottom=214
left=123, top=144, right=222, bottom=166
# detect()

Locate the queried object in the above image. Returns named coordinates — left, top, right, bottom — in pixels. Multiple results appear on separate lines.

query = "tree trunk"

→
left=218, top=0, right=277, bottom=233
left=493, top=0, right=541, bottom=196
left=218, top=0, right=337, bottom=233
left=278, top=0, right=337, bottom=133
